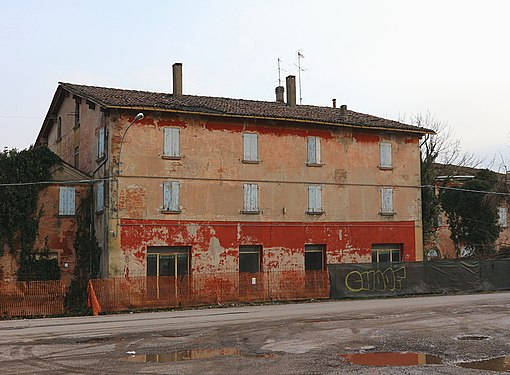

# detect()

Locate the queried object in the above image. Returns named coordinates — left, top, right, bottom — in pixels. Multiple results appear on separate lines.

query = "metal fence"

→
left=0, top=280, right=66, bottom=317
left=87, top=270, right=330, bottom=315
left=328, top=259, right=510, bottom=299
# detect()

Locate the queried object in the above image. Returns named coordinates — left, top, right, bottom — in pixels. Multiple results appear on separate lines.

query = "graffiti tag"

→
left=345, top=267, right=406, bottom=293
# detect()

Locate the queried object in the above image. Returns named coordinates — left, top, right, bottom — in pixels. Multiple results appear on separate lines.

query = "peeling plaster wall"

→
left=106, top=113, right=423, bottom=277
left=118, top=219, right=417, bottom=277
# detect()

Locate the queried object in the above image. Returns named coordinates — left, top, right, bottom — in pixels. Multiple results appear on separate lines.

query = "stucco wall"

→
left=106, top=112, right=424, bottom=277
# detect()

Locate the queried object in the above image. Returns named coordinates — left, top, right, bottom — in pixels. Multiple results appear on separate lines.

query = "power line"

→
left=0, top=178, right=110, bottom=187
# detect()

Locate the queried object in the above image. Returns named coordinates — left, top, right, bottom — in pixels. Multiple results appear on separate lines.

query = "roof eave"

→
left=103, top=104, right=434, bottom=136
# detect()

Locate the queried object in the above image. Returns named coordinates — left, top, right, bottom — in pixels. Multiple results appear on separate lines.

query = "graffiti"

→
left=345, top=267, right=406, bottom=293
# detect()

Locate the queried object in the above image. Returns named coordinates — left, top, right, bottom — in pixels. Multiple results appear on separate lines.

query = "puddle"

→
left=457, top=356, right=510, bottom=372
left=340, top=352, right=443, bottom=367
left=123, top=348, right=273, bottom=363
left=456, top=334, right=491, bottom=341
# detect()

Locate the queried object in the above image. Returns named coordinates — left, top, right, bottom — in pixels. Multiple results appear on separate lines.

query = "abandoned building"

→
left=35, top=63, right=433, bottom=279
left=0, top=161, right=89, bottom=283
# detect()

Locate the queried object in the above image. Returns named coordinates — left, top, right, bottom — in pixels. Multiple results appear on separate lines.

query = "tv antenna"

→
left=277, top=58, right=282, bottom=86
left=296, top=50, right=306, bottom=104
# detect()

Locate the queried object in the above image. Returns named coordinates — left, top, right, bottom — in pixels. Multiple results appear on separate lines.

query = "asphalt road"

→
left=1, top=292, right=510, bottom=374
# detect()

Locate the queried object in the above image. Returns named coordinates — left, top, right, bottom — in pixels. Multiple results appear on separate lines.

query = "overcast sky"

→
left=1, top=0, right=509, bottom=170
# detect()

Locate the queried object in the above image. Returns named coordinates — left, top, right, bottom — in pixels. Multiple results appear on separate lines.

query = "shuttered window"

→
left=97, top=127, right=105, bottom=159
left=307, top=185, right=323, bottom=214
left=498, top=207, right=508, bottom=228
left=163, top=128, right=180, bottom=158
left=96, top=181, right=104, bottom=212
left=381, top=187, right=394, bottom=214
left=163, top=181, right=180, bottom=212
left=380, top=142, right=392, bottom=168
left=59, top=187, right=75, bottom=216
left=307, top=136, right=321, bottom=165
left=243, top=183, right=259, bottom=212
left=243, top=133, right=258, bottom=162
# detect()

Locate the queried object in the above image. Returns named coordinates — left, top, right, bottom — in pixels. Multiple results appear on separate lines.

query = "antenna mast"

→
left=277, top=58, right=282, bottom=86
left=297, top=50, right=305, bottom=104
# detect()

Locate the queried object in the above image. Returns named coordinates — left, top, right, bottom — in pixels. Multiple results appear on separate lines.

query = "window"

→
left=379, top=142, right=392, bottom=169
left=372, top=244, right=402, bottom=263
left=59, top=187, right=76, bottom=216
left=243, top=183, right=259, bottom=213
left=163, top=127, right=180, bottom=159
left=74, top=146, right=80, bottom=168
left=498, top=207, right=508, bottom=228
left=307, top=185, right=323, bottom=214
left=307, top=136, right=321, bottom=165
left=239, top=245, right=261, bottom=273
left=381, top=187, right=394, bottom=215
left=243, top=133, right=258, bottom=162
left=96, top=181, right=104, bottom=212
left=147, top=246, right=190, bottom=277
left=56, top=117, right=62, bottom=142
left=163, top=181, right=180, bottom=212
left=305, top=244, right=325, bottom=270
left=74, top=100, right=80, bottom=128
left=97, top=127, right=105, bottom=159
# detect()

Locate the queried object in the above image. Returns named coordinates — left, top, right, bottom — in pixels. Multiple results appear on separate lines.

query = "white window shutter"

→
left=307, top=137, right=315, bottom=163
left=98, top=127, right=105, bottom=158
left=164, top=181, right=180, bottom=211
left=499, top=207, right=508, bottom=227
left=380, top=143, right=392, bottom=168
left=59, top=187, right=76, bottom=216
left=308, top=185, right=322, bottom=212
left=96, top=181, right=104, bottom=212
left=243, top=183, right=258, bottom=211
left=164, top=128, right=180, bottom=157
left=381, top=188, right=393, bottom=213
left=243, top=133, right=258, bottom=161
left=315, top=137, right=321, bottom=164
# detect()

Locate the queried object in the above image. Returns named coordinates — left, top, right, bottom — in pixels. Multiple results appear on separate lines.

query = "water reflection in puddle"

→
left=340, top=352, right=443, bottom=367
left=457, top=356, right=510, bottom=372
left=123, top=348, right=273, bottom=363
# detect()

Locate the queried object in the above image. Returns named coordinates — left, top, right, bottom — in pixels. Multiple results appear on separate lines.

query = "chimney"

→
left=332, top=99, right=337, bottom=108
left=286, top=75, right=296, bottom=107
left=275, top=86, right=285, bottom=102
left=172, top=63, right=183, bottom=97
left=340, top=104, right=348, bottom=120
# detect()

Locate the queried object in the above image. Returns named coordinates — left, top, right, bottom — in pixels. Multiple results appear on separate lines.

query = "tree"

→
left=440, top=169, right=501, bottom=257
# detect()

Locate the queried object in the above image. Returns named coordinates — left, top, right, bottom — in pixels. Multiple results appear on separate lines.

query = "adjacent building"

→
left=36, top=63, right=432, bottom=278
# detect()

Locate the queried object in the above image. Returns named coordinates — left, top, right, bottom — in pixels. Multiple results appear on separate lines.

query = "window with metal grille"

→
left=163, top=181, right=180, bottom=212
left=147, top=246, right=190, bottom=277
left=307, top=185, right=323, bottom=214
left=379, top=142, right=392, bottom=169
left=59, top=187, right=76, bottom=216
left=243, top=183, right=259, bottom=213
left=239, top=245, right=262, bottom=273
left=243, top=133, right=258, bottom=162
left=372, top=244, right=402, bottom=263
left=307, top=136, right=321, bottom=165
left=305, top=244, right=325, bottom=270
left=163, top=127, right=180, bottom=158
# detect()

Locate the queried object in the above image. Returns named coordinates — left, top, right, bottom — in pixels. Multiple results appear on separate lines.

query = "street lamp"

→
left=117, top=112, right=144, bottom=175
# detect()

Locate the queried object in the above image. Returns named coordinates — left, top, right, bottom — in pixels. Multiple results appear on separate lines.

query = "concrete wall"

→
left=107, top=112, right=424, bottom=277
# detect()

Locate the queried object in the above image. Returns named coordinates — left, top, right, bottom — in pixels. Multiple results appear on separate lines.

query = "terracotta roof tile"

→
left=59, top=82, right=432, bottom=134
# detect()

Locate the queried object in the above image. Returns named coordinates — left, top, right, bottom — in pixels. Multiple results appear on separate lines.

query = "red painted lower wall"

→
left=119, top=219, right=417, bottom=277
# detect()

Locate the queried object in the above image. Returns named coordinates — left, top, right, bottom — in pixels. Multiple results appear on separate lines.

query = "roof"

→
left=37, top=82, right=433, bottom=145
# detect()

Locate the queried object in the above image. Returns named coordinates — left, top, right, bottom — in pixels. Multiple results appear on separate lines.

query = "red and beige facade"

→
left=36, top=64, right=432, bottom=278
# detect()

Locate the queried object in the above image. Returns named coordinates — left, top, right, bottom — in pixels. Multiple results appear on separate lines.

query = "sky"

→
left=1, top=0, right=509, bottom=170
